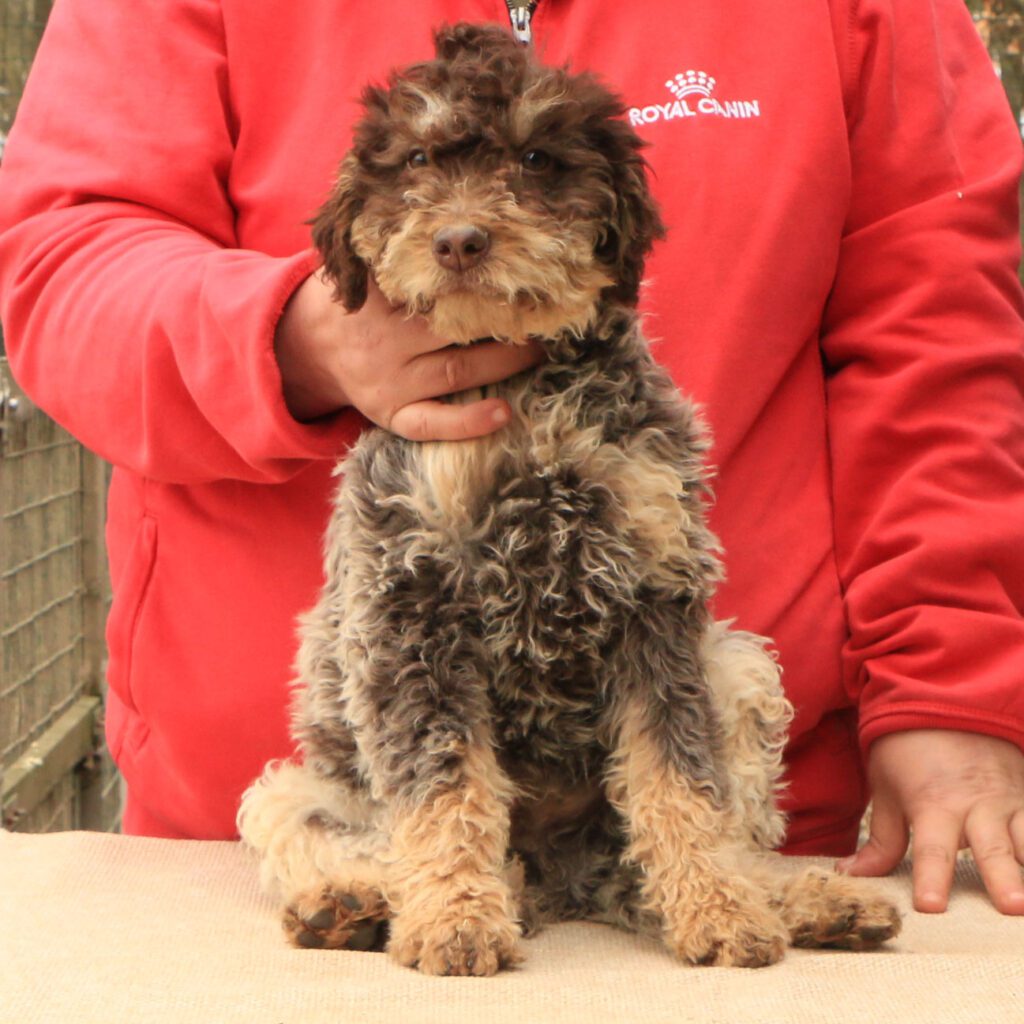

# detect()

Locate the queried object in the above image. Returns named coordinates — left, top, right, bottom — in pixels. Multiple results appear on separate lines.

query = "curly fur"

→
left=238, top=23, right=900, bottom=973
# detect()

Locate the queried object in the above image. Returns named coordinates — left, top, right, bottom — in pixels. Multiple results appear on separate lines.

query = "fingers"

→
left=380, top=339, right=543, bottom=440
left=964, top=806, right=1024, bottom=915
left=1011, top=809, right=1024, bottom=865
left=841, top=803, right=1024, bottom=915
left=389, top=398, right=512, bottom=442
left=348, top=283, right=545, bottom=439
left=406, top=338, right=545, bottom=402
left=906, top=809, right=963, bottom=913
left=837, top=795, right=909, bottom=880
left=854, top=731, right=1024, bottom=916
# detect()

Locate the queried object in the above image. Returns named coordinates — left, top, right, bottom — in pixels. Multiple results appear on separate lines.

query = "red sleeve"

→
left=823, top=0, right=1024, bottom=753
left=0, top=0, right=361, bottom=484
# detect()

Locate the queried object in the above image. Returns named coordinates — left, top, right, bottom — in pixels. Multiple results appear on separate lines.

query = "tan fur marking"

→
left=237, top=760, right=395, bottom=951
left=581, top=439, right=705, bottom=587
left=238, top=761, right=391, bottom=903
left=405, top=86, right=454, bottom=135
left=739, top=857, right=903, bottom=950
left=426, top=277, right=611, bottom=345
left=701, top=622, right=792, bottom=850
left=606, top=700, right=788, bottom=967
left=415, top=387, right=522, bottom=525
left=351, top=182, right=611, bottom=344
left=509, top=80, right=570, bottom=146
left=779, top=865, right=903, bottom=949
left=387, top=743, right=522, bottom=975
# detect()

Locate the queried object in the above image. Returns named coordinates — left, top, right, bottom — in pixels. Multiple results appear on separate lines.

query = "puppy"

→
left=239, top=23, right=900, bottom=975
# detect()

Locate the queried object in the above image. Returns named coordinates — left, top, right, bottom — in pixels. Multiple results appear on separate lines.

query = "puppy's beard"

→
left=418, top=271, right=612, bottom=344
left=353, top=201, right=612, bottom=344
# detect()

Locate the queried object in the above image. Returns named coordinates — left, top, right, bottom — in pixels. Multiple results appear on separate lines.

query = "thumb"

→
left=836, top=797, right=909, bottom=878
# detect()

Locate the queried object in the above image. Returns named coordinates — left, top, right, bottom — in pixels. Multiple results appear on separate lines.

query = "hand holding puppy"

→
left=274, top=271, right=544, bottom=439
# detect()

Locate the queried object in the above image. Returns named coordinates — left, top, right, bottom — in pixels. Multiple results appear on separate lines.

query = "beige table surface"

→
left=1, top=829, right=1022, bottom=1024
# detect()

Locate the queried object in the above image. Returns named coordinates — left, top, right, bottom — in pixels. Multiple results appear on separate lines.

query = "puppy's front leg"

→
left=386, top=740, right=522, bottom=976
left=350, top=593, right=521, bottom=976
left=605, top=613, right=789, bottom=967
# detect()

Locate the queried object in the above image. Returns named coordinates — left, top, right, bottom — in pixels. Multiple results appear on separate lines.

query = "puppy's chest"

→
left=408, top=378, right=695, bottom=721
left=345, top=360, right=704, bottom=758
left=420, top=387, right=655, bottom=595
left=429, top=423, right=629, bottom=762
left=410, top=370, right=702, bottom=610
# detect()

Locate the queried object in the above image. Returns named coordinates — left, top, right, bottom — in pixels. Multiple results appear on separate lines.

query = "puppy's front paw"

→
left=389, top=890, right=523, bottom=976
left=665, top=892, right=788, bottom=968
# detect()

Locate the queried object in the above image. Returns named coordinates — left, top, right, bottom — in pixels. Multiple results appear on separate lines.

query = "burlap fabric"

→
left=2, top=830, right=1021, bottom=1023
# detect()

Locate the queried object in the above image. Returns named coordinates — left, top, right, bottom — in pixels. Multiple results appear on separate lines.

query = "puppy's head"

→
left=313, top=22, right=664, bottom=344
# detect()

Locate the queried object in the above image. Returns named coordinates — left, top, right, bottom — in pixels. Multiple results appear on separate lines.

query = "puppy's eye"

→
left=407, top=149, right=429, bottom=168
left=521, top=149, right=552, bottom=172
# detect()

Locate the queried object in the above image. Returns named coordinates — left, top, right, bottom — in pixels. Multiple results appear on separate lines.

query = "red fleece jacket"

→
left=1, top=0, right=1022, bottom=852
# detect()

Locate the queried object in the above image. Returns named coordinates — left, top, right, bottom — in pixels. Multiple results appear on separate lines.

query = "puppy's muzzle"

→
left=433, top=225, right=491, bottom=272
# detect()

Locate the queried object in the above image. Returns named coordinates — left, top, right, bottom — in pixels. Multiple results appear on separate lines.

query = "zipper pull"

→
left=505, top=1, right=538, bottom=46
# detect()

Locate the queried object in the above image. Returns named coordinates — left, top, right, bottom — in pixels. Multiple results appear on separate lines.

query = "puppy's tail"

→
left=702, top=621, right=793, bottom=851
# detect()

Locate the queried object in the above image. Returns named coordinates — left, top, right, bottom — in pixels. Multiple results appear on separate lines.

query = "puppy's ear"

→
left=594, top=119, right=666, bottom=307
left=310, top=155, right=369, bottom=312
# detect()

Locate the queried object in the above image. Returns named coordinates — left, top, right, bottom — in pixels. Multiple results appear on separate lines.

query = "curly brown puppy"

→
left=238, top=22, right=900, bottom=975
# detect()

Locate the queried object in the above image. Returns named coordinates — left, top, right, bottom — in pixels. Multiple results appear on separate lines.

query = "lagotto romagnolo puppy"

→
left=238, top=23, right=900, bottom=975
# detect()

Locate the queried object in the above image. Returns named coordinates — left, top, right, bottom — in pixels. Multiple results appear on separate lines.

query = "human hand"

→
left=837, top=729, right=1024, bottom=914
left=273, top=272, right=544, bottom=438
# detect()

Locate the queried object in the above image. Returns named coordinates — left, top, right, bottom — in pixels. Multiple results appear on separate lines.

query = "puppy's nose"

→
left=433, top=225, right=491, bottom=272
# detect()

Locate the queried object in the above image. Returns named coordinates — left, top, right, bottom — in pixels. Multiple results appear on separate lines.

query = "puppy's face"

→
left=314, top=23, right=664, bottom=344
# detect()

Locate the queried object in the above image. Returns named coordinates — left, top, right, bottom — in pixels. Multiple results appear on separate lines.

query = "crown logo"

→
left=665, top=70, right=716, bottom=99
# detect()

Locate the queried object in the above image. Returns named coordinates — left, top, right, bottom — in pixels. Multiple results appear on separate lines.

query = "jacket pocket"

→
left=105, top=515, right=158, bottom=760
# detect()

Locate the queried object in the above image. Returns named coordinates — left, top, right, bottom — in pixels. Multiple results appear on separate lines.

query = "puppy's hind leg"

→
left=237, top=760, right=392, bottom=950
left=701, top=620, right=792, bottom=851
left=739, top=855, right=903, bottom=951
left=604, top=610, right=789, bottom=968
left=700, top=624, right=901, bottom=951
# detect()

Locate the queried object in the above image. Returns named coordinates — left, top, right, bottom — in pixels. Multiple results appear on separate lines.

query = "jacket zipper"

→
left=505, top=0, right=539, bottom=45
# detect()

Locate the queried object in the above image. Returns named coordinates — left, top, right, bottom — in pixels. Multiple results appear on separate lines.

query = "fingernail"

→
left=492, top=406, right=509, bottom=425
left=1000, top=893, right=1024, bottom=915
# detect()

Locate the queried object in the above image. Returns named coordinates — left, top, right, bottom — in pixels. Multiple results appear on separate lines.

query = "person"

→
left=1, top=0, right=1022, bottom=916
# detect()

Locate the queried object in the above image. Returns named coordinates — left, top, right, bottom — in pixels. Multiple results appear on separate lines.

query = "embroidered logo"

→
left=629, top=70, right=762, bottom=126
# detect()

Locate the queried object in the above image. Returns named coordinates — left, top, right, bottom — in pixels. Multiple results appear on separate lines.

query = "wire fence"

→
left=1, top=1, right=117, bottom=833
left=0, top=355, right=117, bottom=832
left=968, top=1, right=1024, bottom=139
left=0, top=0, right=52, bottom=160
